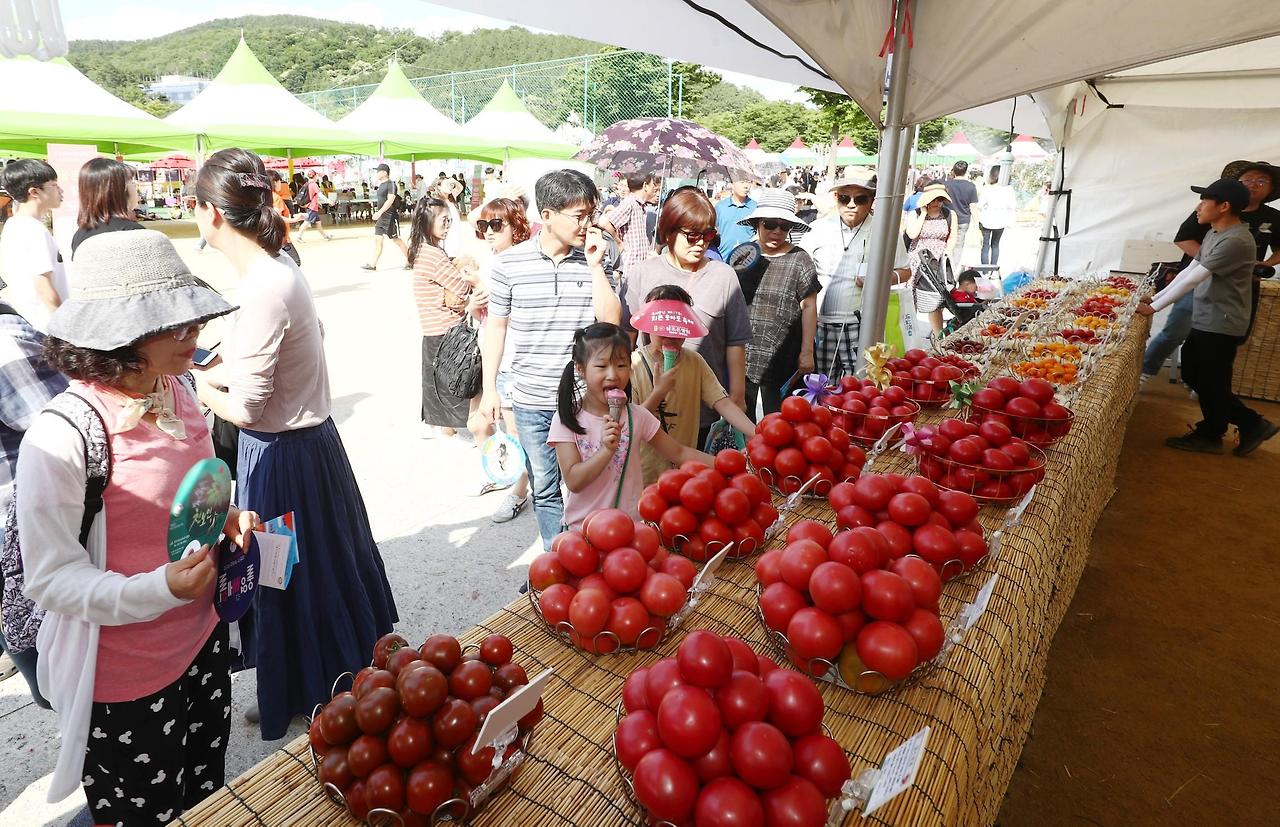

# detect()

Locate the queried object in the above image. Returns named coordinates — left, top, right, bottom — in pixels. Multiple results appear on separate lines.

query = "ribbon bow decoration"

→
left=793, top=373, right=834, bottom=405
left=863, top=343, right=893, bottom=391
left=900, top=422, right=934, bottom=456
left=946, top=379, right=983, bottom=411
left=116, top=386, right=187, bottom=440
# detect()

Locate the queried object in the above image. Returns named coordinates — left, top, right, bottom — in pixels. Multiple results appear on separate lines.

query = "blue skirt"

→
left=235, top=418, right=397, bottom=739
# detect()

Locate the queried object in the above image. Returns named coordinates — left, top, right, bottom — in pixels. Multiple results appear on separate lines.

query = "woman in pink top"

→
left=193, top=149, right=397, bottom=741
left=548, top=323, right=712, bottom=529
left=16, top=229, right=259, bottom=825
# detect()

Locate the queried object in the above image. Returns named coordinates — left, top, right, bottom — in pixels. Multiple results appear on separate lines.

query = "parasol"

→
left=576, top=117, right=756, bottom=182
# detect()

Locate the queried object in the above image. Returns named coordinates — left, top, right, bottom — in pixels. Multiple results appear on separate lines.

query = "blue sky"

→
left=56, top=1, right=798, bottom=99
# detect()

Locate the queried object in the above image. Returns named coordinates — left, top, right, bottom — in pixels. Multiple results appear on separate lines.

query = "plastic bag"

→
left=703, top=417, right=746, bottom=454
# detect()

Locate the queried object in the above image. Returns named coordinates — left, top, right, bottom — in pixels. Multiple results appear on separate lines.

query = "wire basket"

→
left=825, top=398, right=921, bottom=448
left=914, top=443, right=1047, bottom=507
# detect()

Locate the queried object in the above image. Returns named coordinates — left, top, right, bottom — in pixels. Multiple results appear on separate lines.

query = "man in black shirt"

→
left=362, top=163, right=409, bottom=271
left=943, top=161, right=979, bottom=266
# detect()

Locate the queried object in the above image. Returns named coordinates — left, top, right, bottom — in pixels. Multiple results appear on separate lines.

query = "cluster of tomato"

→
left=968, top=376, right=1074, bottom=446
left=757, top=507, right=952, bottom=687
left=1075, top=294, right=1123, bottom=320
left=1020, top=288, right=1060, bottom=301
left=1030, top=341, right=1083, bottom=362
left=1009, top=295, right=1049, bottom=310
left=747, top=396, right=869, bottom=491
left=884, top=348, right=978, bottom=406
left=1011, top=356, right=1079, bottom=385
left=944, top=337, right=985, bottom=354
left=309, top=633, right=541, bottom=824
left=1071, top=315, right=1113, bottom=331
left=1059, top=327, right=1102, bottom=344
left=637, top=451, right=780, bottom=561
left=914, top=415, right=1047, bottom=505
left=529, top=510, right=697, bottom=653
left=615, top=631, right=849, bottom=826
left=822, top=380, right=918, bottom=448
left=1105, top=275, right=1137, bottom=291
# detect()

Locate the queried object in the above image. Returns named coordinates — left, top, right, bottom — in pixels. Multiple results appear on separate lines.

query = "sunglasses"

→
left=758, top=219, right=796, bottom=232
left=678, top=227, right=717, bottom=245
left=837, top=193, right=872, bottom=206
left=475, top=218, right=505, bottom=234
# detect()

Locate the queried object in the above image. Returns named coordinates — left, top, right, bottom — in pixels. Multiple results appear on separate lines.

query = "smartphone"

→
left=192, top=345, right=218, bottom=367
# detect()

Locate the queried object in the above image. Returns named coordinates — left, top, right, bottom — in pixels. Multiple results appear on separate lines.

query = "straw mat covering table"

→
left=1234, top=278, right=1280, bottom=402
left=184, top=324, right=1147, bottom=827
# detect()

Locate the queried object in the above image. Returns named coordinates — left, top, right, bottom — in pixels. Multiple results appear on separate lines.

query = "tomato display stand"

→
left=1233, top=277, right=1280, bottom=402
left=182, top=319, right=1150, bottom=827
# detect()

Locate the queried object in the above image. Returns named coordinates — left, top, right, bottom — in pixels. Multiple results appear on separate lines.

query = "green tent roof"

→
left=461, top=81, right=577, bottom=161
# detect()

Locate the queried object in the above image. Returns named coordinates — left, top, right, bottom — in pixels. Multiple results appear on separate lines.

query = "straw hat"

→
left=737, top=188, right=811, bottom=232
left=1221, top=159, right=1280, bottom=203
left=48, top=229, right=236, bottom=350
left=919, top=183, right=951, bottom=205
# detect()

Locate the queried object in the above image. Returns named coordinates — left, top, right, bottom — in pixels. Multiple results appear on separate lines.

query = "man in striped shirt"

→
left=601, top=172, right=660, bottom=285
left=481, top=170, right=622, bottom=548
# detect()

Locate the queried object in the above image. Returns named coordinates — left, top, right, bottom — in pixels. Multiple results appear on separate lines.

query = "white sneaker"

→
left=491, top=492, right=528, bottom=523
left=1139, top=373, right=1154, bottom=387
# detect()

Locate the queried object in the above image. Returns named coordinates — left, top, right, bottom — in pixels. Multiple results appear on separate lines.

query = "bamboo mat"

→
left=1234, top=278, right=1280, bottom=402
left=183, top=323, right=1147, bottom=827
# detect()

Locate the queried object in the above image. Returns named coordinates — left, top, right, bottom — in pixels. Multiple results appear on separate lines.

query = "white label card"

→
left=691, top=545, right=731, bottom=593
left=960, top=575, right=998, bottom=631
left=253, top=531, right=292, bottom=590
left=471, top=668, right=554, bottom=754
left=863, top=726, right=930, bottom=817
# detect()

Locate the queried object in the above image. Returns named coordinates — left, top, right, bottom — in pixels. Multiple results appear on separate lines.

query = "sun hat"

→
left=630, top=299, right=709, bottom=339
left=737, top=188, right=811, bottom=232
left=831, top=170, right=877, bottom=191
left=47, top=229, right=236, bottom=351
left=919, top=183, right=951, bottom=205
left=1221, top=159, right=1280, bottom=203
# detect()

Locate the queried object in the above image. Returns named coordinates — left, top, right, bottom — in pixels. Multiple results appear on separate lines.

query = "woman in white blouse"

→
left=976, top=166, right=1018, bottom=266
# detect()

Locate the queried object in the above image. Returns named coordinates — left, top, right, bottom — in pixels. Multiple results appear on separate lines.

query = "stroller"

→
left=915, top=249, right=977, bottom=335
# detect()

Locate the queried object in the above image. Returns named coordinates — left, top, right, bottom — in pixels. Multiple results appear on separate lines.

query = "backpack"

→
left=1, top=392, right=111, bottom=653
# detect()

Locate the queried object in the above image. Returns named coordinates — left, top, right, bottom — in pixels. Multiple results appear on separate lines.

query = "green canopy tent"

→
left=165, top=38, right=379, bottom=160
left=460, top=81, right=578, bottom=161
left=337, top=60, right=504, bottom=163
left=0, top=55, right=197, bottom=156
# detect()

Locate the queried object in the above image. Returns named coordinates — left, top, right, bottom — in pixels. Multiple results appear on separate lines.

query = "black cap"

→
left=375, top=163, right=390, bottom=173
left=1191, top=178, right=1249, bottom=212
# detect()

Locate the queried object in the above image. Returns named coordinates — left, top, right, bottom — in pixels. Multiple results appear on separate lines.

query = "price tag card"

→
left=262, top=512, right=299, bottom=588
left=691, top=545, right=731, bottom=593
left=254, top=531, right=292, bottom=590
left=960, top=575, right=998, bottom=631
left=167, top=458, right=232, bottom=562
left=863, top=726, right=930, bottom=817
left=214, top=534, right=259, bottom=622
left=471, top=668, right=554, bottom=754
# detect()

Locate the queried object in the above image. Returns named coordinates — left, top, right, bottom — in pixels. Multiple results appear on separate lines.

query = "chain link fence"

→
left=298, top=50, right=685, bottom=134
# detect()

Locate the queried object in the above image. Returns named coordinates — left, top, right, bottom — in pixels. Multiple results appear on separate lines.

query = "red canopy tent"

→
left=150, top=154, right=194, bottom=169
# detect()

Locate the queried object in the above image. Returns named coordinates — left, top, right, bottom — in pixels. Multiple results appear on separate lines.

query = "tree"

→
left=701, top=101, right=824, bottom=152
left=802, top=87, right=955, bottom=164
left=689, top=81, right=765, bottom=120
left=550, top=48, right=720, bottom=133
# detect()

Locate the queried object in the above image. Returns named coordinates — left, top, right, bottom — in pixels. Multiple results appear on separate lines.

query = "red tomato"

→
left=752, top=501, right=780, bottom=529
left=808, top=561, right=862, bottom=614
left=319, top=747, right=355, bottom=790
left=730, top=721, right=793, bottom=789
left=527, top=553, right=567, bottom=591
left=640, top=572, right=686, bottom=617
left=828, top=481, right=857, bottom=511
left=577, top=573, right=617, bottom=601
left=936, top=490, right=980, bottom=528
left=397, top=665, right=447, bottom=718
left=748, top=444, right=778, bottom=473
left=912, top=524, right=959, bottom=566
left=554, top=532, right=598, bottom=578
left=800, top=435, right=832, bottom=465
left=954, top=529, right=988, bottom=567
left=778, top=540, right=827, bottom=591
left=364, top=763, right=406, bottom=814
left=637, top=489, right=668, bottom=523
left=780, top=396, right=813, bottom=423
left=763, top=669, right=824, bottom=737
left=645, top=658, right=688, bottom=709
left=762, top=776, right=828, bottom=827
left=693, top=729, right=734, bottom=783
left=786, top=607, right=844, bottom=665
left=875, top=521, right=913, bottom=559
left=633, top=749, right=699, bottom=823
left=731, top=473, right=772, bottom=505
left=856, top=621, right=920, bottom=681
left=755, top=548, right=783, bottom=586
left=734, top=519, right=766, bottom=554
left=759, top=582, right=807, bottom=632
left=602, top=548, right=648, bottom=594
left=1001, top=440, right=1032, bottom=467
left=679, top=476, right=716, bottom=514
left=715, top=448, right=749, bottom=477
left=677, top=630, right=734, bottom=688
left=722, top=636, right=760, bottom=674
left=584, top=507, right=636, bottom=551
left=493, top=662, right=527, bottom=691
left=660, top=555, right=697, bottom=589
left=631, top=522, right=660, bottom=561
left=386, top=718, right=433, bottom=769
left=860, top=570, right=915, bottom=622
left=682, top=535, right=710, bottom=563
left=622, top=667, right=650, bottom=712
left=431, top=698, right=478, bottom=748
left=695, top=777, right=765, bottom=827
left=786, top=519, right=833, bottom=549
left=759, top=417, right=796, bottom=448
left=774, top=447, right=808, bottom=479
left=835, top=504, right=877, bottom=531
left=887, top=492, right=932, bottom=527
left=715, top=670, right=770, bottom=730
left=385, top=647, right=423, bottom=677
left=614, top=710, right=661, bottom=771
left=698, top=516, right=736, bottom=548
left=478, top=634, right=512, bottom=667
left=836, top=609, right=867, bottom=642
left=657, top=469, right=693, bottom=501
left=355, top=687, right=400, bottom=735
left=889, top=555, right=943, bottom=612
left=659, top=505, right=698, bottom=546
left=657, top=685, right=723, bottom=758
left=347, top=734, right=388, bottom=778
left=713, top=487, right=752, bottom=526
left=903, top=608, right=945, bottom=661
left=852, top=475, right=894, bottom=510
left=827, top=529, right=880, bottom=574
left=448, top=661, right=493, bottom=701
left=405, top=761, right=453, bottom=816
left=948, top=437, right=983, bottom=465
left=792, top=422, right=822, bottom=442
left=569, top=588, right=611, bottom=638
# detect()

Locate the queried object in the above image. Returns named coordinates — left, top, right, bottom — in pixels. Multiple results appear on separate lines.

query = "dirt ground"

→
left=996, top=375, right=1280, bottom=826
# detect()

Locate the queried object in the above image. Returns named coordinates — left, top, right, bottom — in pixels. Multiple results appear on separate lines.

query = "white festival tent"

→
left=430, top=0, right=1280, bottom=354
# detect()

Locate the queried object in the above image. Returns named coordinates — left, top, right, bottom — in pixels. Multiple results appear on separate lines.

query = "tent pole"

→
left=858, top=0, right=916, bottom=364
left=287, top=148, right=293, bottom=179
left=1034, top=105, right=1076, bottom=276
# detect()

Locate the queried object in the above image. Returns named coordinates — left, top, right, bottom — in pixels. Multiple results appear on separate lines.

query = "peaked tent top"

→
left=0, top=56, right=196, bottom=155
left=786, top=137, right=807, bottom=149
left=461, top=80, right=576, bottom=161
left=744, top=138, right=761, bottom=150
left=166, top=38, right=378, bottom=157
left=837, top=136, right=857, bottom=148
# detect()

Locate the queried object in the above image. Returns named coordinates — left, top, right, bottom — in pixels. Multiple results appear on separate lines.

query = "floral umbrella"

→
left=576, top=118, right=756, bottom=182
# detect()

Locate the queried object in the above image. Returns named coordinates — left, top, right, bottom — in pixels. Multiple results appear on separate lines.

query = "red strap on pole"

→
left=879, top=0, right=915, bottom=58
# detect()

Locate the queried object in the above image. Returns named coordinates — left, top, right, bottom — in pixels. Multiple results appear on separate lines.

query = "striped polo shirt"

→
left=489, top=234, right=605, bottom=410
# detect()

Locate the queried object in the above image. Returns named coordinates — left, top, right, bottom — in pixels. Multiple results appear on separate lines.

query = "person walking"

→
left=904, top=183, right=958, bottom=337
left=0, top=160, right=67, bottom=332
left=362, top=163, right=409, bottom=271
left=479, top=170, right=621, bottom=550
left=943, top=161, right=979, bottom=265
left=191, top=149, right=397, bottom=738
left=16, top=229, right=258, bottom=824
left=601, top=172, right=661, bottom=284
left=976, top=166, right=1016, bottom=266
left=715, top=178, right=757, bottom=257
left=1137, top=178, right=1278, bottom=456
left=70, top=158, right=142, bottom=255
left=294, top=170, right=334, bottom=243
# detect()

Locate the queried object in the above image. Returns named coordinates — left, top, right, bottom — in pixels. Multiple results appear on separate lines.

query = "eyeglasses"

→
left=1240, top=177, right=1271, bottom=189
left=553, top=209, right=597, bottom=227
left=837, top=192, right=872, bottom=206
left=475, top=219, right=506, bottom=234
left=678, top=227, right=716, bottom=245
left=758, top=219, right=795, bottom=232
left=173, top=323, right=205, bottom=342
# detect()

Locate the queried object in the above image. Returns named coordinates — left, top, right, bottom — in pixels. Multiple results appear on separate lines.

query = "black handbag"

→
left=438, top=316, right=482, bottom=399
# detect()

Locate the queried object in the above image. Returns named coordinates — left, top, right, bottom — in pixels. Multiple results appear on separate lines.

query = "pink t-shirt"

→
left=80, top=377, right=220, bottom=703
left=548, top=402, right=660, bottom=529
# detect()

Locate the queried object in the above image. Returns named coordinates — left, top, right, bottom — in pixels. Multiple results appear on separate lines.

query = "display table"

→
left=1234, top=278, right=1280, bottom=402
left=184, top=322, right=1147, bottom=827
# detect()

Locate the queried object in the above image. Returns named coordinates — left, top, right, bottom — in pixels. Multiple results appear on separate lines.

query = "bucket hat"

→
left=919, top=183, right=951, bottom=205
left=831, top=171, right=877, bottom=191
left=737, top=188, right=811, bottom=232
left=1221, top=159, right=1280, bottom=203
left=48, top=229, right=236, bottom=350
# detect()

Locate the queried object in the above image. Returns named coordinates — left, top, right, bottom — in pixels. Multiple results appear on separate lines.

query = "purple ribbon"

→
left=792, top=373, right=834, bottom=405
